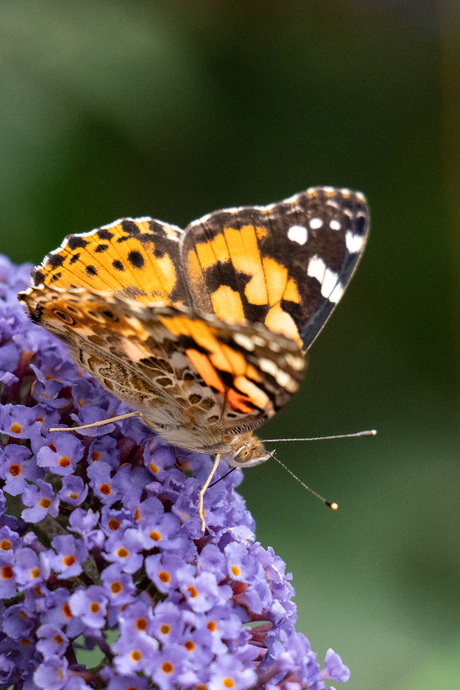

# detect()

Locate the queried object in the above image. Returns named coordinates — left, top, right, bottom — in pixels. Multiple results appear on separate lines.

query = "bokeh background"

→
left=1, top=2, right=458, bottom=688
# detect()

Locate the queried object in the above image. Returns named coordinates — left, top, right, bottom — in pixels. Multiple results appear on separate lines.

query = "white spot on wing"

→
left=275, top=369, right=297, bottom=392
left=285, top=353, right=305, bottom=371
left=329, top=281, right=345, bottom=303
left=287, top=225, right=308, bottom=245
left=233, top=333, right=255, bottom=352
left=258, top=358, right=279, bottom=378
left=251, top=335, right=267, bottom=348
left=346, top=230, right=365, bottom=253
left=258, top=358, right=297, bottom=391
left=307, top=255, right=342, bottom=302
left=268, top=340, right=281, bottom=352
left=321, top=268, right=340, bottom=299
left=307, top=255, right=327, bottom=283
left=309, top=217, right=323, bottom=230
left=329, top=219, right=341, bottom=231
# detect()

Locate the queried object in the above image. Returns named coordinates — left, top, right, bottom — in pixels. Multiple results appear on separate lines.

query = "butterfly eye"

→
left=52, top=309, right=75, bottom=325
left=234, top=446, right=251, bottom=464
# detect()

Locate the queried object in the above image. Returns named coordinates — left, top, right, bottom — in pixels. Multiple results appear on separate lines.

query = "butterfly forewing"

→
left=19, top=288, right=305, bottom=442
left=182, top=187, right=369, bottom=351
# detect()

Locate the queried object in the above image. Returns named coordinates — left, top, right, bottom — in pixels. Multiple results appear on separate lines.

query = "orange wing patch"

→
left=210, top=286, right=246, bottom=322
left=223, top=225, right=264, bottom=276
left=158, top=313, right=271, bottom=415
left=183, top=220, right=302, bottom=345
left=185, top=349, right=225, bottom=394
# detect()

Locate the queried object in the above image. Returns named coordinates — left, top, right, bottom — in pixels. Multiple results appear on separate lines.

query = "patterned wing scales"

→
left=30, top=218, right=190, bottom=306
left=182, top=187, right=369, bottom=350
left=19, top=288, right=305, bottom=448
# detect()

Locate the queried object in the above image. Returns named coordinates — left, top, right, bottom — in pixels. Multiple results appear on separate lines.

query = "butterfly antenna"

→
left=270, top=452, right=338, bottom=510
left=263, top=429, right=377, bottom=442
left=209, top=431, right=377, bottom=499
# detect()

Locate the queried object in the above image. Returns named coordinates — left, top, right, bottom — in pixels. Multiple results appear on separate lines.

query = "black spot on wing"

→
left=46, top=253, right=65, bottom=269
left=201, top=261, right=270, bottom=322
left=176, top=335, right=209, bottom=355
left=100, top=308, right=118, bottom=321
left=137, top=233, right=156, bottom=245
left=31, top=269, right=45, bottom=284
left=219, top=370, right=234, bottom=388
left=203, top=261, right=245, bottom=291
left=127, top=250, right=145, bottom=269
left=97, top=229, right=114, bottom=241
left=120, top=220, right=141, bottom=236
left=354, top=212, right=368, bottom=237
left=30, top=303, right=44, bottom=323
left=67, top=236, right=89, bottom=250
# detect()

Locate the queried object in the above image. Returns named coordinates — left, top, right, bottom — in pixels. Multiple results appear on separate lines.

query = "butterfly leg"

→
left=49, top=410, right=149, bottom=433
left=198, top=453, right=221, bottom=532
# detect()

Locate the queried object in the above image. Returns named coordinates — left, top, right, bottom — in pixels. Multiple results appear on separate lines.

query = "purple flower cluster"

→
left=0, top=255, right=350, bottom=690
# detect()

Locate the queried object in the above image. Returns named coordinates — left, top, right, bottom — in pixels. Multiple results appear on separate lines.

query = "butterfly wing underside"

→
left=19, top=289, right=305, bottom=443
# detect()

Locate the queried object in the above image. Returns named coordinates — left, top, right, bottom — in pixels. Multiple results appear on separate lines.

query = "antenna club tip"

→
left=327, top=502, right=339, bottom=511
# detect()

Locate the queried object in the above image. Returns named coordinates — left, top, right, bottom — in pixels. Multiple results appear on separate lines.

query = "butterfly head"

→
left=222, top=432, right=271, bottom=468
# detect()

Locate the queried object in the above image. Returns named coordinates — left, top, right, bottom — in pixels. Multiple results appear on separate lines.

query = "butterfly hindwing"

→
left=20, top=288, right=305, bottom=435
left=30, top=217, right=190, bottom=307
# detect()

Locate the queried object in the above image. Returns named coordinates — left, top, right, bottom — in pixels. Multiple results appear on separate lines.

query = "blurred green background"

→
left=1, top=1, right=458, bottom=688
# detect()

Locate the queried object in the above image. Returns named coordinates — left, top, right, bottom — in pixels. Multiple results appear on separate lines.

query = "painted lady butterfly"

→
left=19, top=187, right=369, bottom=497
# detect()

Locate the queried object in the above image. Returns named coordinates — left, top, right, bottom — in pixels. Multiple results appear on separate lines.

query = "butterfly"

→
left=19, top=187, right=369, bottom=526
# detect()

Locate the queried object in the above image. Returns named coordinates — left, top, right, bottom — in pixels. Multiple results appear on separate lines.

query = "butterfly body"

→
left=19, top=187, right=369, bottom=468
